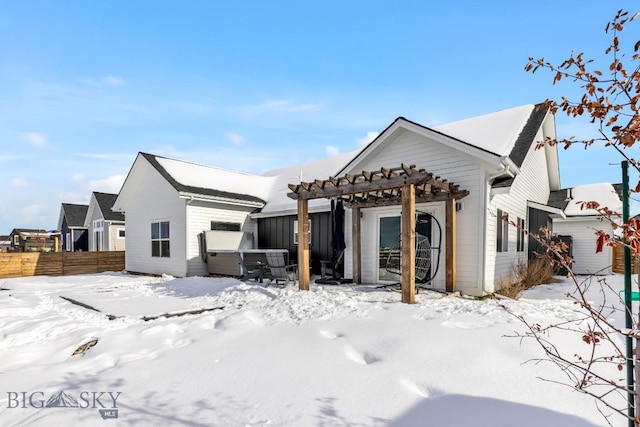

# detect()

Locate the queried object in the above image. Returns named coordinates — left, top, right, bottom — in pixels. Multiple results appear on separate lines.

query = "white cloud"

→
left=357, top=131, right=379, bottom=147
left=325, top=145, right=340, bottom=157
left=25, top=132, right=46, bottom=147
left=225, top=132, right=246, bottom=146
left=89, top=175, right=126, bottom=194
left=71, top=173, right=85, bottom=182
left=103, top=75, right=125, bottom=87
left=58, top=192, right=89, bottom=204
left=9, top=177, right=27, bottom=187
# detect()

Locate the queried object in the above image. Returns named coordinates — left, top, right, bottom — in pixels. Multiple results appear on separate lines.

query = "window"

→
left=117, top=229, right=126, bottom=238
left=65, top=233, right=71, bottom=251
left=13, top=234, right=19, bottom=245
left=516, top=217, right=525, bottom=252
left=496, top=209, right=508, bottom=253
left=211, top=221, right=241, bottom=231
left=93, top=220, right=104, bottom=251
left=151, top=221, right=170, bottom=257
left=293, top=219, right=311, bottom=245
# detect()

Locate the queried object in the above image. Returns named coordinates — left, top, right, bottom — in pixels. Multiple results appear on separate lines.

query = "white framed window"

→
left=293, top=219, right=311, bottom=245
left=496, top=209, right=508, bottom=253
left=151, top=221, right=170, bottom=257
left=93, top=219, right=104, bottom=251
left=117, top=228, right=125, bottom=239
left=65, top=233, right=71, bottom=251
left=13, top=235, right=19, bottom=245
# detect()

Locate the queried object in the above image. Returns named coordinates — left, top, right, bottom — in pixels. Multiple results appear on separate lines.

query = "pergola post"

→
left=351, top=206, right=361, bottom=284
left=401, top=184, right=416, bottom=304
left=297, top=199, right=310, bottom=291
left=445, top=198, right=456, bottom=292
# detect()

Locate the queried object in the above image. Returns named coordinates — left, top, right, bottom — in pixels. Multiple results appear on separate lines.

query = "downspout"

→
left=481, top=157, right=518, bottom=295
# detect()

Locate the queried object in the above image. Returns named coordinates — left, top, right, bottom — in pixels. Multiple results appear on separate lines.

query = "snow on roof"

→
left=156, top=156, right=276, bottom=202
left=433, top=104, right=535, bottom=156
left=564, top=182, right=622, bottom=216
left=260, top=150, right=359, bottom=214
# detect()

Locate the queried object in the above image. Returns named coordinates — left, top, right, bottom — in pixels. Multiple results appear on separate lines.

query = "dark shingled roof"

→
left=140, top=152, right=266, bottom=205
left=61, top=203, right=89, bottom=228
left=94, top=192, right=125, bottom=222
left=489, top=103, right=549, bottom=189
left=508, top=103, right=549, bottom=168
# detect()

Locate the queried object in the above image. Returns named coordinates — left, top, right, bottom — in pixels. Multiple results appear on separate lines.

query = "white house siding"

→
left=342, top=128, right=486, bottom=295
left=185, top=201, right=258, bottom=276
left=552, top=218, right=612, bottom=275
left=122, top=159, right=188, bottom=277
left=106, top=222, right=126, bottom=251
left=485, top=126, right=552, bottom=292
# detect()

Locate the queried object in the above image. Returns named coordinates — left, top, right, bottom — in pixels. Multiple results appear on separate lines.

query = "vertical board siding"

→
left=258, top=212, right=332, bottom=273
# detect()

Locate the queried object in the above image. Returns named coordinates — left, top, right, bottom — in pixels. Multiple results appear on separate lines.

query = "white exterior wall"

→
left=485, top=127, right=552, bottom=292
left=342, top=128, right=487, bottom=295
left=106, top=222, right=126, bottom=251
left=121, top=159, right=188, bottom=277
left=185, top=201, right=258, bottom=276
left=553, top=218, right=612, bottom=275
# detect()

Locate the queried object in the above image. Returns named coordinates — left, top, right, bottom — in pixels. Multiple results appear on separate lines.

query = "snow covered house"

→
left=57, top=203, right=89, bottom=252
left=113, top=103, right=570, bottom=296
left=112, top=153, right=274, bottom=277
left=547, top=182, right=623, bottom=275
left=85, top=192, right=126, bottom=252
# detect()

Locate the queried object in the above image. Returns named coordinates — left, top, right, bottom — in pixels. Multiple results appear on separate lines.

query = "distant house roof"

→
left=548, top=182, right=623, bottom=217
left=60, top=203, right=89, bottom=228
left=140, top=152, right=273, bottom=206
left=93, top=192, right=125, bottom=222
left=10, top=228, right=53, bottom=238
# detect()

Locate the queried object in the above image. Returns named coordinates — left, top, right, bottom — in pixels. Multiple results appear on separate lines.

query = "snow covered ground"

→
left=0, top=272, right=631, bottom=426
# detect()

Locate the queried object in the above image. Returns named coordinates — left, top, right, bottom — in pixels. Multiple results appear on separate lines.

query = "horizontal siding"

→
left=343, top=128, right=484, bottom=294
left=486, top=125, right=551, bottom=292
left=122, top=158, right=188, bottom=277
left=186, top=201, right=257, bottom=276
left=553, top=219, right=612, bottom=275
left=0, top=252, right=124, bottom=278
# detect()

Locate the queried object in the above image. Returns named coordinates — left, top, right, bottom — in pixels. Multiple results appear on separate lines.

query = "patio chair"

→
left=264, top=251, right=298, bottom=286
left=237, top=253, right=265, bottom=283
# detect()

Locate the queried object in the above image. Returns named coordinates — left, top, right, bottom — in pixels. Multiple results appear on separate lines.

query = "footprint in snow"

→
left=318, top=329, right=343, bottom=340
left=344, top=347, right=380, bottom=365
left=398, top=378, right=435, bottom=398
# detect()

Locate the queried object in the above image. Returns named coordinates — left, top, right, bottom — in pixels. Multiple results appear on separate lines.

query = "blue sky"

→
left=1, top=0, right=638, bottom=233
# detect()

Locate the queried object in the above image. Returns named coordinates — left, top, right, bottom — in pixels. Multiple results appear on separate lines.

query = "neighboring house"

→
left=0, top=235, right=10, bottom=252
left=545, top=182, right=623, bottom=275
left=57, top=203, right=89, bottom=252
left=85, top=192, right=126, bottom=252
left=112, top=153, right=273, bottom=277
left=114, top=103, right=564, bottom=296
left=9, top=229, right=58, bottom=252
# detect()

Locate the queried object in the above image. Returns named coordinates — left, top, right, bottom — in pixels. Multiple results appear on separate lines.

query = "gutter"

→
left=178, top=193, right=265, bottom=209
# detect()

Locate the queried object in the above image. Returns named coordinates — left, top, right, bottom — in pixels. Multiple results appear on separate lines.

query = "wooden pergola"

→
left=287, top=164, right=469, bottom=303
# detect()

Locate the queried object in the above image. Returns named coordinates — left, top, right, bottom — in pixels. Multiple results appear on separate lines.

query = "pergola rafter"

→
left=287, top=163, right=469, bottom=303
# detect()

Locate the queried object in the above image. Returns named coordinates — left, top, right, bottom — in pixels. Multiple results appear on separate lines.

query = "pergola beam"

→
left=287, top=163, right=468, bottom=303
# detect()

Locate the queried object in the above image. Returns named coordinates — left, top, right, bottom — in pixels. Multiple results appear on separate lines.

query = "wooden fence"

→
left=612, top=245, right=639, bottom=274
left=0, top=251, right=125, bottom=279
